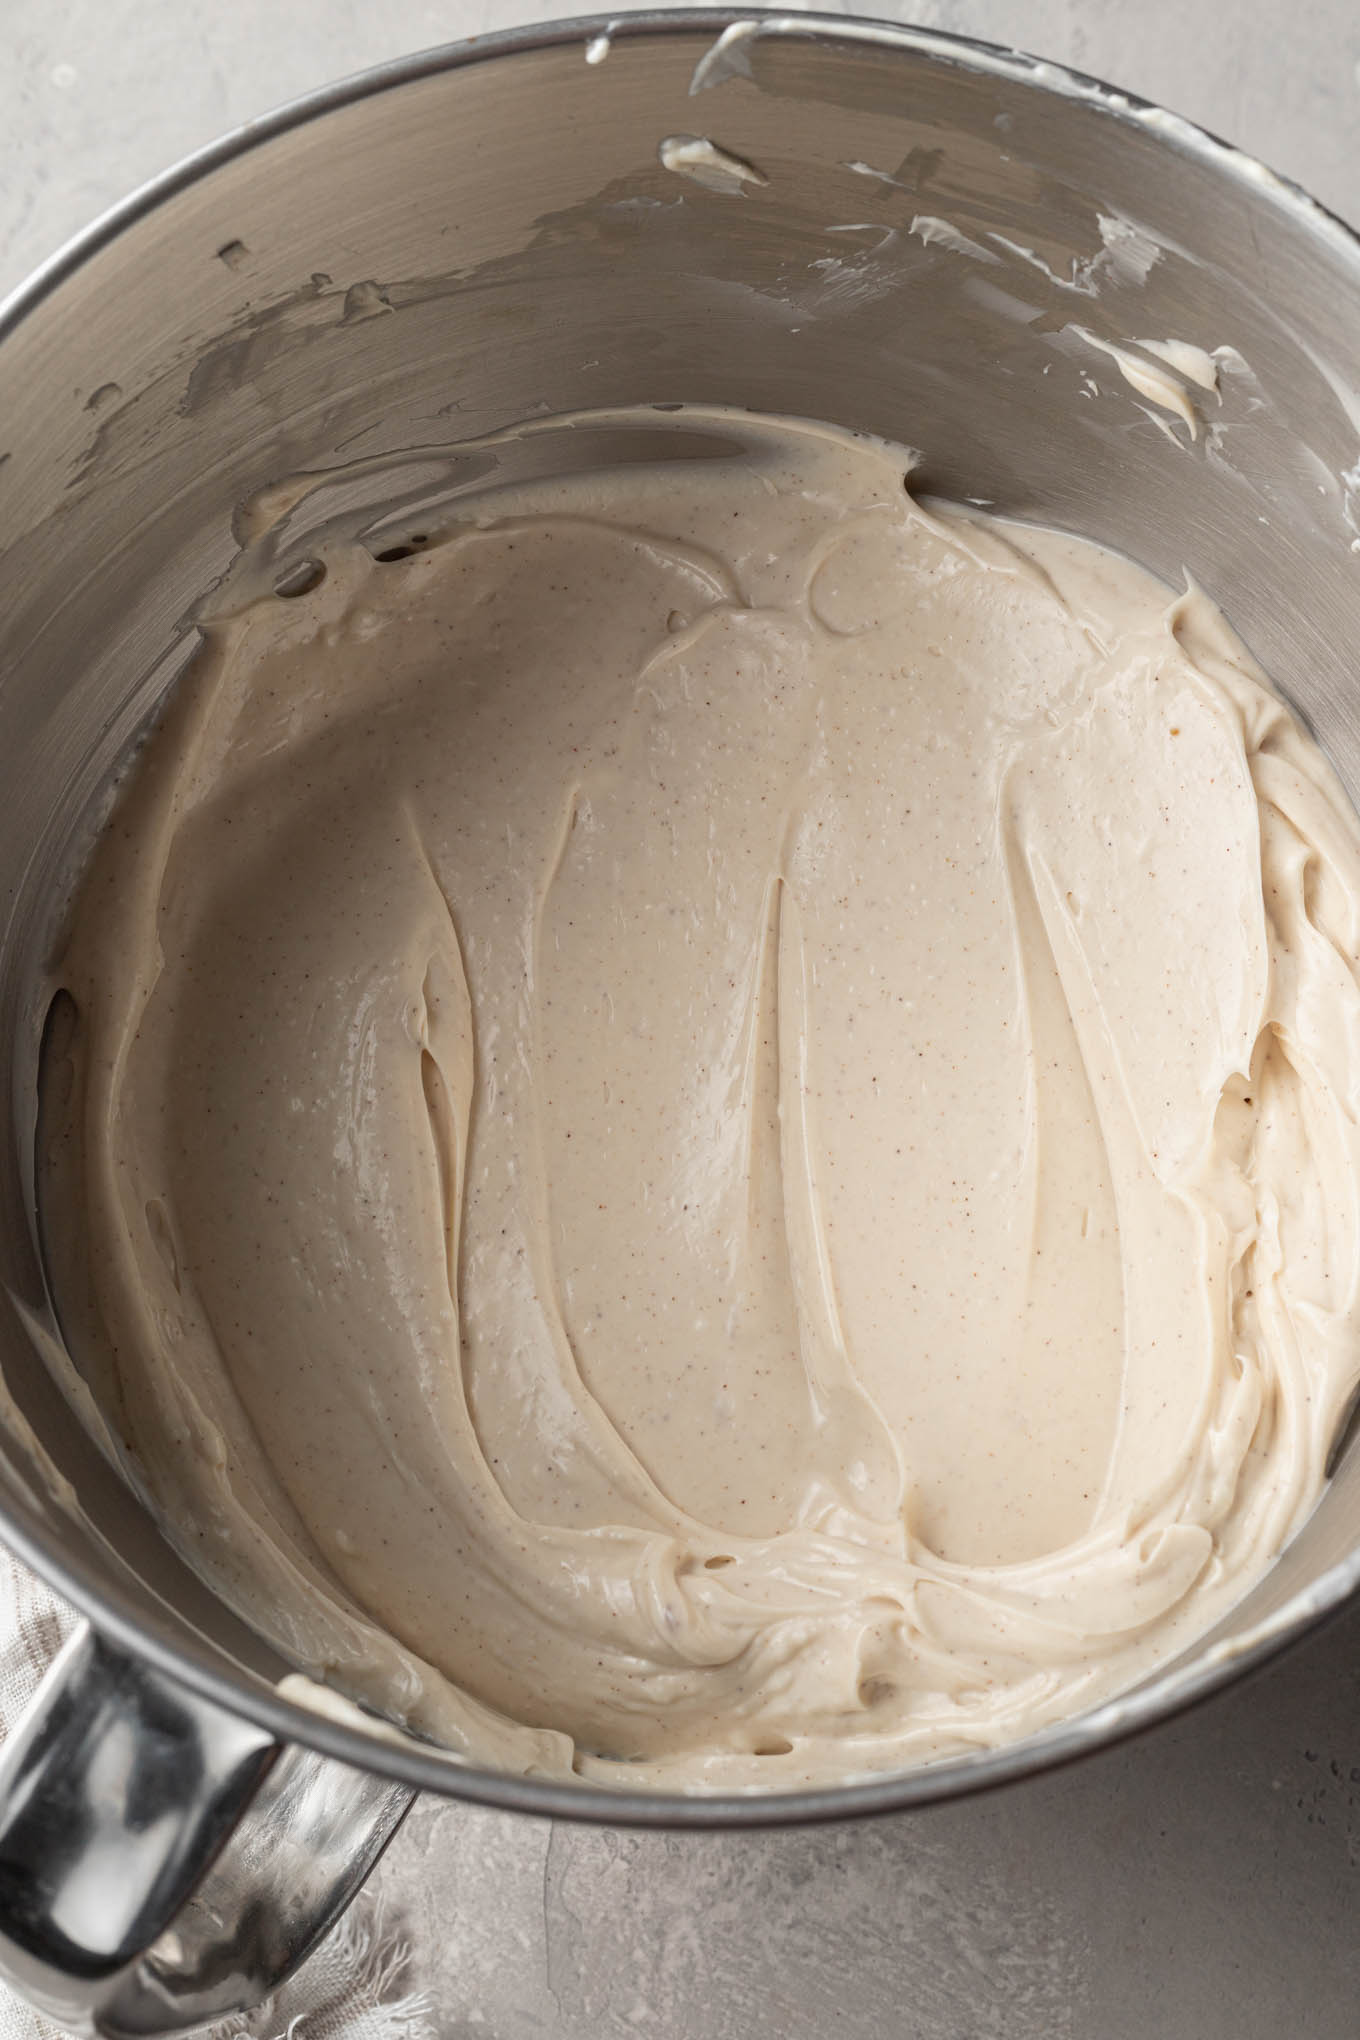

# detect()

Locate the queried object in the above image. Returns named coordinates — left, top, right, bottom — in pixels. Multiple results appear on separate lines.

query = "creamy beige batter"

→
left=40, top=409, right=1360, bottom=1789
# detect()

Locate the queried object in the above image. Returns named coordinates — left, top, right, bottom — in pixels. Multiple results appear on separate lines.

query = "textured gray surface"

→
left=5, top=2, right=1360, bottom=2033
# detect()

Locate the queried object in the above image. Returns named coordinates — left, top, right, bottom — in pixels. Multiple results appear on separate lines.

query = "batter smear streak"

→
left=997, top=793, right=1125, bottom=1563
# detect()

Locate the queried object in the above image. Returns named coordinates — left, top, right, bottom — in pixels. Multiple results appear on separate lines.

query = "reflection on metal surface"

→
left=0, top=1628, right=412, bottom=2035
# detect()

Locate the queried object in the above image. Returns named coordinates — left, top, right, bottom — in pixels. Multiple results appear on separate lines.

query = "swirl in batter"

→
left=41, top=411, right=1360, bottom=1788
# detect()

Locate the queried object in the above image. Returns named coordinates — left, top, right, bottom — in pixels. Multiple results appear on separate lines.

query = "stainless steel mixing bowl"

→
left=3, top=11, right=1360, bottom=2033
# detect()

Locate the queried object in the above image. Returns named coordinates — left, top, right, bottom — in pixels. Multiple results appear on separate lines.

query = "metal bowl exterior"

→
left=3, top=11, right=1360, bottom=1831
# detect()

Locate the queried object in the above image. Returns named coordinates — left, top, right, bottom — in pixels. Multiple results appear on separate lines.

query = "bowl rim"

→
left=5, top=5, right=1360, bottom=1829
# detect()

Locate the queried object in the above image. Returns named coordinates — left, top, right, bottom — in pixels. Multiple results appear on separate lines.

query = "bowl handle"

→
left=0, top=1620, right=415, bottom=2036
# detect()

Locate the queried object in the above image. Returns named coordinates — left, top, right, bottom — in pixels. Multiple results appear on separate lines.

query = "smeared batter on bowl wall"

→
left=39, top=410, right=1360, bottom=1790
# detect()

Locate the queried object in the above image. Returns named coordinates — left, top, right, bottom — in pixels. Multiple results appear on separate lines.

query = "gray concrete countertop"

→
left=5, top=4, right=1360, bottom=2034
